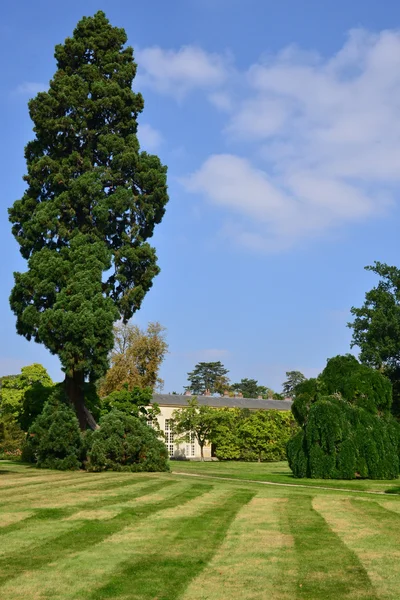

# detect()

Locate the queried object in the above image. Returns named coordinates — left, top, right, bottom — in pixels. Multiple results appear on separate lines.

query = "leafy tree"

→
left=238, top=410, right=297, bottom=462
left=25, top=390, right=83, bottom=470
left=9, top=12, right=169, bottom=429
left=288, top=355, right=400, bottom=479
left=87, top=409, right=169, bottom=472
left=231, top=378, right=268, bottom=399
left=172, top=398, right=217, bottom=460
left=348, top=262, right=400, bottom=414
left=186, top=362, right=229, bottom=395
left=99, top=322, right=168, bottom=396
left=0, top=364, right=53, bottom=418
left=282, top=371, right=306, bottom=398
left=0, top=415, right=25, bottom=458
left=210, top=409, right=242, bottom=460
left=100, top=385, right=160, bottom=426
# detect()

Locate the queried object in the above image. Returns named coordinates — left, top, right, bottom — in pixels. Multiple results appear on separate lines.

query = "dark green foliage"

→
left=186, top=362, right=229, bottom=395
left=9, top=11, right=169, bottom=425
left=349, top=262, right=400, bottom=415
left=87, top=409, right=169, bottom=472
left=282, top=370, right=306, bottom=398
left=231, top=378, right=268, bottom=399
left=288, top=355, right=400, bottom=479
left=24, top=390, right=83, bottom=470
left=321, top=354, right=392, bottom=413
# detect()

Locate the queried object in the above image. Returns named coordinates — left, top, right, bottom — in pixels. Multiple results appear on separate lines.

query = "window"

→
left=164, top=419, right=175, bottom=458
left=185, top=432, right=196, bottom=458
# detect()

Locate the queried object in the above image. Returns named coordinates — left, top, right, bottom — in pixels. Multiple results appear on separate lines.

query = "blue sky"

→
left=1, top=0, right=400, bottom=393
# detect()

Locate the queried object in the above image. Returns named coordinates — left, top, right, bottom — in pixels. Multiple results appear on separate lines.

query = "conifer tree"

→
left=9, top=12, right=169, bottom=428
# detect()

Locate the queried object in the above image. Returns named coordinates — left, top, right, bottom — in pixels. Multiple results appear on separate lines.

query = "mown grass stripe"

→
left=84, top=488, right=254, bottom=600
left=0, top=482, right=211, bottom=589
left=287, top=496, right=376, bottom=599
left=315, top=496, right=400, bottom=600
left=180, top=495, right=296, bottom=600
left=0, top=479, right=173, bottom=540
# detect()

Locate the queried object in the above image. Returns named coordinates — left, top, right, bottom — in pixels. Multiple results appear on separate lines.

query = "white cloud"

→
left=139, top=123, right=163, bottom=151
left=183, top=29, right=400, bottom=250
left=15, top=82, right=47, bottom=95
left=136, top=45, right=229, bottom=99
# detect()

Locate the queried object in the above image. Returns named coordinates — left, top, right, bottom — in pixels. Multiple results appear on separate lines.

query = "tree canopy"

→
left=231, top=378, right=268, bottom=399
left=288, top=355, right=399, bottom=479
left=172, top=398, right=217, bottom=460
left=99, top=322, right=168, bottom=396
left=282, top=371, right=306, bottom=398
left=349, top=262, right=400, bottom=414
left=9, top=12, right=168, bottom=428
left=186, top=361, right=229, bottom=395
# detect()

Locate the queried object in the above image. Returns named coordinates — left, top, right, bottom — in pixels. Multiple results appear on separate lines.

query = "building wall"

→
left=153, top=406, right=211, bottom=460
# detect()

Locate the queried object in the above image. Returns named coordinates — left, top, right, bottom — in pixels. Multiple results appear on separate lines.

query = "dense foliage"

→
left=99, top=322, right=168, bottom=396
left=282, top=371, right=306, bottom=398
left=9, top=11, right=169, bottom=428
left=349, top=262, right=400, bottom=415
left=211, top=408, right=298, bottom=462
left=0, top=364, right=54, bottom=457
left=24, top=390, right=83, bottom=470
left=186, top=362, right=230, bottom=395
left=87, top=409, right=169, bottom=472
left=288, top=355, right=400, bottom=479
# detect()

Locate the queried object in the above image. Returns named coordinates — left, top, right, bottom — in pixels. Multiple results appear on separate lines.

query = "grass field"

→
left=1, top=461, right=400, bottom=599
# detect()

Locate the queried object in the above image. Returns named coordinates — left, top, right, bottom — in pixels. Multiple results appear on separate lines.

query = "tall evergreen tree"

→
left=9, top=12, right=169, bottom=428
left=186, top=361, right=230, bottom=395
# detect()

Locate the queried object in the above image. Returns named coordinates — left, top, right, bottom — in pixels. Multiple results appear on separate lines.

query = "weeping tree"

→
left=9, top=12, right=169, bottom=429
left=287, top=355, right=400, bottom=479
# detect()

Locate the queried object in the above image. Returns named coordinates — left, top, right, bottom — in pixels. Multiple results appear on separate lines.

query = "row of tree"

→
left=185, top=361, right=306, bottom=399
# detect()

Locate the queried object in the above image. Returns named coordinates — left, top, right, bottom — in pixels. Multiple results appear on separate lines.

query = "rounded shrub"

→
left=86, top=409, right=169, bottom=472
left=23, top=388, right=83, bottom=470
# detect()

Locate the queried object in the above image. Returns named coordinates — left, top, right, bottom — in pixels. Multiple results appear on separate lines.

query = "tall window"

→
left=164, top=419, right=175, bottom=457
left=185, top=432, right=195, bottom=458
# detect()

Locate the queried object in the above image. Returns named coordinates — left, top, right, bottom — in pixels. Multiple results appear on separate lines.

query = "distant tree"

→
left=349, top=262, right=400, bottom=414
left=282, top=371, right=306, bottom=398
left=9, top=12, right=169, bottom=429
left=231, top=378, right=267, bottom=399
left=186, top=361, right=229, bottom=395
left=172, top=398, right=217, bottom=461
left=99, top=322, right=168, bottom=397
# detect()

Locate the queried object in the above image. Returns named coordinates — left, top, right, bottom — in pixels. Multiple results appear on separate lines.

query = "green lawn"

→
left=1, top=461, right=400, bottom=599
left=171, top=459, right=400, bottom=494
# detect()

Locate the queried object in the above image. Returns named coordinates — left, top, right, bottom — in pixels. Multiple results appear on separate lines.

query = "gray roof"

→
left=151, top=394, right=292, bottom=411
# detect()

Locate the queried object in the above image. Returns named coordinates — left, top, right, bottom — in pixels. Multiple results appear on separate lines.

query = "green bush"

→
left=24, top=390, right=83, bottom=470
left=210, top=408, right=298, bottom=462
left=288, top=355, right=400, bottom=480
left=0, top=415, right=25, bottom=459
left=86, top=409, right=169, bottom=472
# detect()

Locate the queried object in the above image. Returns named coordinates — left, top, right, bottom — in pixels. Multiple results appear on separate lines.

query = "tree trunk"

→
left=200, top=444, right=204, bottom=462
left=64, top=372, right=98, bottom=431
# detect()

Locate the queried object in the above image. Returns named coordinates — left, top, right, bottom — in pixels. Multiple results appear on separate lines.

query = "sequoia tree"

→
left=9, top=12, right=169, bottom=428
